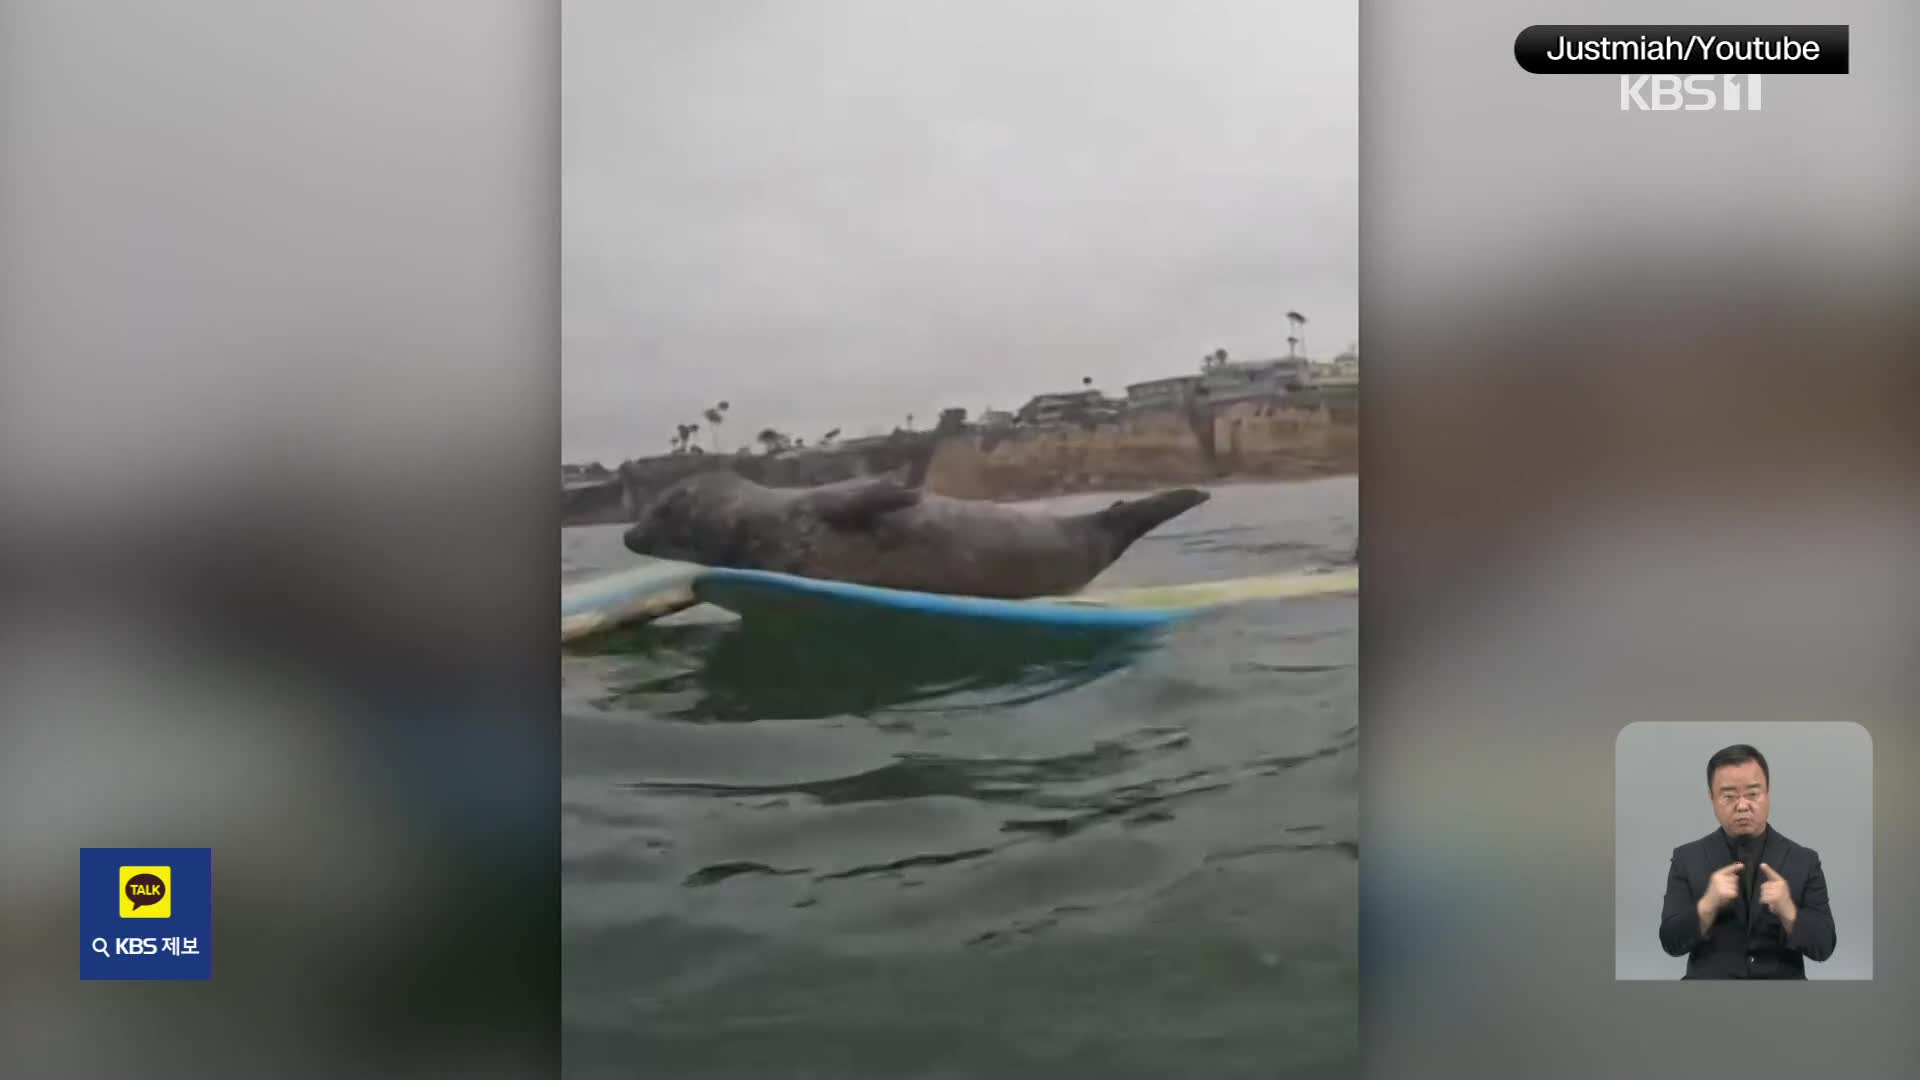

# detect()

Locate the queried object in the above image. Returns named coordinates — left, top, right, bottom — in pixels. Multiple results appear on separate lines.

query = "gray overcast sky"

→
left=563, top=0, right=1355, bottom=464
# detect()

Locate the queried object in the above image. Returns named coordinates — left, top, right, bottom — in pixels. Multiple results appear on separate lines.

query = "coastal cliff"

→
left=925, top=392, right=1355, bottom=501
left=563, top=390, right=1356, bottom=526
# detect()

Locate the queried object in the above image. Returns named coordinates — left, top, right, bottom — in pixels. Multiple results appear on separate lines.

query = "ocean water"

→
left=562, top=477, right=1358, bottom=1079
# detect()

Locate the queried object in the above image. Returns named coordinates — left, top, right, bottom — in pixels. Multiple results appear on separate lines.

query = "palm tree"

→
left=703, top=404, right=728, bottom=452
left=1286, top=311, right=1308, bottom=358
left=905, top=413, right=915, bottom=431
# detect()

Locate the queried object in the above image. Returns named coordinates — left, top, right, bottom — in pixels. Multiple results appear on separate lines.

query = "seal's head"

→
left=622, top=471, right=748, bottom=562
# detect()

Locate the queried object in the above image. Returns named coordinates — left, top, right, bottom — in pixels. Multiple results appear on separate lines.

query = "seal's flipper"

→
left=1090, top=488, right=1211, bottom=549
left=807, top=478, right=923, bottom=528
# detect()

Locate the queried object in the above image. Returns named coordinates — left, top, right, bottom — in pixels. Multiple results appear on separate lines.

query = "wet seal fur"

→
left=623, top=471, right=1210, bottom=599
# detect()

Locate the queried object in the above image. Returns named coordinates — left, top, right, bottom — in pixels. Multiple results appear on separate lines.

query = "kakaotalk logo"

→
left=1512, top=24, right=1849, bottom=112
left=120, top=865, right=172, bottom=918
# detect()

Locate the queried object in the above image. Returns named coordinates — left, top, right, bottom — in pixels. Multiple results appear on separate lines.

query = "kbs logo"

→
left=1620, top=74, right=1762, bottom=111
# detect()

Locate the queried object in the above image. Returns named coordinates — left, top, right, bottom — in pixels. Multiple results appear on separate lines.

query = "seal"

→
left=622, top=471, right=1210, bottom=598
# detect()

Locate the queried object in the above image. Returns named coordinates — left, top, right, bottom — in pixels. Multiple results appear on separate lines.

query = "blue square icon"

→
left=80, top=848, right=212, bottom=980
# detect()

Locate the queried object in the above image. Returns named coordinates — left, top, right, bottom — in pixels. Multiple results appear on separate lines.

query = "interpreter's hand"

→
left=1702, top=861, right=1745, bottom=912
left=1758, top=863, right=1797, bottom=929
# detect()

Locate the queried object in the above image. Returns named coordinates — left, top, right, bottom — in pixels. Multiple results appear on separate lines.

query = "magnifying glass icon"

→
left=91, top=937, right=110, bottom=957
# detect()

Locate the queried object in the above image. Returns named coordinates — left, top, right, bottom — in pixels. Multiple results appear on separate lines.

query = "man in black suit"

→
left=1658, top=744, right=1837, bottom=978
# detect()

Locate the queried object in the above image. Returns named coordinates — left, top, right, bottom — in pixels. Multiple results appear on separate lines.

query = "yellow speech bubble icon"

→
left=120, top=865, right=172, bottom=918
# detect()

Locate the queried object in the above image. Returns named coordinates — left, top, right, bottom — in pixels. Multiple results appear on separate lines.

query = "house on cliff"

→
left=1124, top=374, right=1202, bottom=411
left=1310, top=347, right=1360, bottom=388
left=1016, top=389, right=1105, bottom=425
left=561, top=461, right=612, bottom=484
left=1197, top=357, right=1309, bottom=405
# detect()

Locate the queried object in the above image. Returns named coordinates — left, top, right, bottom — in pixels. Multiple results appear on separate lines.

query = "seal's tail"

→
left=1092, top=488, right=1211, bottom=549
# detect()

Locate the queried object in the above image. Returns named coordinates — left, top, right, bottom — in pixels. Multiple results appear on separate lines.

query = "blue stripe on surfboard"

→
left=689, top=567, right=1191, bottom=629
left=563, top=560, right=1354, bottom=641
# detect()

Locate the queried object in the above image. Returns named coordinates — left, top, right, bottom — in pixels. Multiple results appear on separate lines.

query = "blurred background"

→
left=1363, top=2, right=1917, bottom=1077
left=1, top=2, right=557, bottom=1075
left=2, top=1, right=1915, bottom=1078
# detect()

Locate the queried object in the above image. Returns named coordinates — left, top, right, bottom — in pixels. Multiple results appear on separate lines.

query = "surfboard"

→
left=562, top=560, right=1356, bottom=642
left=690, top=567, right=1188, bottom=631
left=560, top=560, right=706, bottom=643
